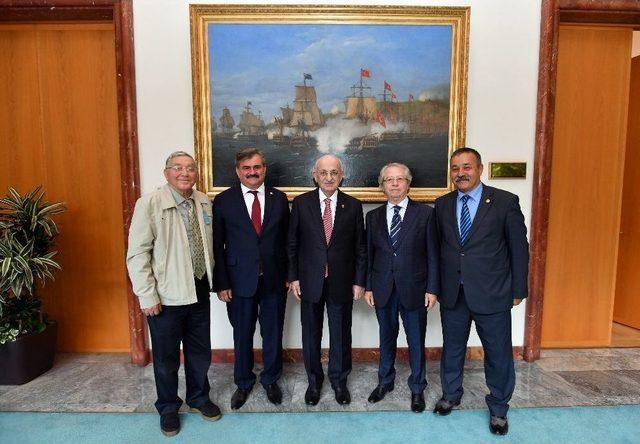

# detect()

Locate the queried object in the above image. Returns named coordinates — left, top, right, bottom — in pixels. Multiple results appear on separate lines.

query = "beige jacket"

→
left=126, top=184, right=214, bottom=309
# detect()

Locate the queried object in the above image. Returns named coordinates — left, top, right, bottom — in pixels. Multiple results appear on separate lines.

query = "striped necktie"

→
left=459, top=195, right=471, bottom=245
left=390, top=205, right=402, bottom=247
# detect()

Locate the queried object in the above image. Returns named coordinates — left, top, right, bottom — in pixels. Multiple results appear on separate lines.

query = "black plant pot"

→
left=0, top=320, right=57, bottom=385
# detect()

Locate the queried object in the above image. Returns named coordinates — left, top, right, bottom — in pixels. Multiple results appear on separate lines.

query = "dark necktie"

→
left=186, top=199, right=206, bottom=279
left=459, top=195, right=471, bottom=244
left=322, top=197, right=332, bottom=244
left=249, top=190, right=261, bottom=235
left=390, top=205, right=402, bottom=247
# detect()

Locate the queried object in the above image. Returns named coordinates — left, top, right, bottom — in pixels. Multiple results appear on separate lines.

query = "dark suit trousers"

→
left=147, top=274, right=211, bottom=415
left=301, top=280, right=353, bottom=389
left=375, top=287, right=427, bottom=394
left=226, top=276, right=286, bottom=390
left=439, top=285, right=515, bottom=417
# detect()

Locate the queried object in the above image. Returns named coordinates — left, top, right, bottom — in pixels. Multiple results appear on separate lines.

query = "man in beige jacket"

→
left=127, top=151, right=220, bottom=437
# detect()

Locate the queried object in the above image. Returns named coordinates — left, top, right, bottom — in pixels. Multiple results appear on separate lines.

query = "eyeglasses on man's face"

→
left=383, top=177, right=408, bottom=184
left=165, top=165, right=197, bottom=174
left=316, top=169, right=342, bottom=178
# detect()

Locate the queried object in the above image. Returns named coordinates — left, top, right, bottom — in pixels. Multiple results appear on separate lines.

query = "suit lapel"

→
left=328, top=190, right=346, bottom=247
left=309, top=188, right=327, bottom=246
left=261, top=187, right=275, bottom=234
left=448, top=192, right=462, bottom=246
left=233, top=185, right=259, bottom=238
left=378, top=204, right=392, bottom=249
left=393, top=199, right=418, bottom=249
left=466, top=185, right=494, bottom=242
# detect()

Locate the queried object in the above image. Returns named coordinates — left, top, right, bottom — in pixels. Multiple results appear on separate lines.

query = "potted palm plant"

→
left=0, top=186, right=65, bottom=384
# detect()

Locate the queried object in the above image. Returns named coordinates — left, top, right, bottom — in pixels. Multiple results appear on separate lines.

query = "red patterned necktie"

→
left=323, top=197, right=332, bottom=244
left=249, top=190, right=261, bottom=235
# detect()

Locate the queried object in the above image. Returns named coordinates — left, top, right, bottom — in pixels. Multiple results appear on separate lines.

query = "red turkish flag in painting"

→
left=384, top=81, right=392, bottom=91
left=361, top=68, right=371, bottom=78
left=376, top=111, right=386, bottom=128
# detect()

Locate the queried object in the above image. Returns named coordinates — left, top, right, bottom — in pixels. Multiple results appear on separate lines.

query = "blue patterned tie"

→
left=390, top=205, right=402, bottom=248
left=459, top=195, right=471, bottom=245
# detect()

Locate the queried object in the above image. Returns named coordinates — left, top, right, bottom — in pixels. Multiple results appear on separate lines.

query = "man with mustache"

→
left=213, top=148, right=289, bottom=410
left=288, top=154, right=367, bottom=406
left=433, top=148, right=529, bottom=436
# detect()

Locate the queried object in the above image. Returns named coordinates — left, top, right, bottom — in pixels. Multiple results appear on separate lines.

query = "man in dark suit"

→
left=433, top=147, right=529, bottom=435
left=364, top=162, right=439, bottom=413
left=288, top=154, right=367, bottom=406
left=213, top=148, right=289, bottom=410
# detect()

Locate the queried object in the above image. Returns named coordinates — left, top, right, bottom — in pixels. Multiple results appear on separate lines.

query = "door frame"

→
left=524, top=0, right=640, bottom=361
left=0, top=0, right=149, bottom=365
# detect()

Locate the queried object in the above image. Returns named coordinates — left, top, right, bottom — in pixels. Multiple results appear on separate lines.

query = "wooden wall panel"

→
left=541, top=26, right=632, bottom=347
left=614, top=56, right=640, bottom=330
left=0, top=23, right=130, bottom=352
left=0, top=26, right=46, bottom=191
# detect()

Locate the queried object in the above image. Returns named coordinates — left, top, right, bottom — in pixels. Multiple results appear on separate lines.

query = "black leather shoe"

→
left=160, top=412, right=180, bottom=437
left=433, top=397, right=460, bottom=416
left=190, top=400, right=221, bottom=421
left=265, top=383, right=283, bottom=405
left=334, top=385, right=351, bottom=405
left=367, top=383, right=394, bottom=403
left=411, top=392, right=425, bottom=413
left=304, top=385, right=321, bottom=406
left=489, top=416, right=509, bottom=435
left=230, top=387, right=252, bottom=410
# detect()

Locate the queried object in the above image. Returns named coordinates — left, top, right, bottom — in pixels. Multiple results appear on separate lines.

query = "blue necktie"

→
left=390, top=205, right=402, bottom=247
left=459, top=195, right=471, bottom=245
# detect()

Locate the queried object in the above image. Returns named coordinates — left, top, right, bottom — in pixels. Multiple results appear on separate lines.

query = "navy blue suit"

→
left=213, top=185, right=289, bottom=390
left=366, top=198, right=439, bottom=393
left=287, top=189, right=366, bottom=389
left=434, top=184, right=529, bottom=417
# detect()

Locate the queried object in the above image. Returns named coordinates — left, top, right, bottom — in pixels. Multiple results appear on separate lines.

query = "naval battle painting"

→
left=190, top=5, right=469, bottom=202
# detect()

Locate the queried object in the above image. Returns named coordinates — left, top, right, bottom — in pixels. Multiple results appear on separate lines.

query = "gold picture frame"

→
left=190, top=4, right=470, bottom=202
left=488, top=162, right=527, bottom=179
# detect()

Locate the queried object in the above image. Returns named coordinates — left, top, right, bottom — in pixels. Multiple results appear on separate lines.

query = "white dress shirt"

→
left=386, top=197, right=408, bottom=234
left=241, top=183, right=265, bottom=223
left=319, top=189, right=337, bottom=226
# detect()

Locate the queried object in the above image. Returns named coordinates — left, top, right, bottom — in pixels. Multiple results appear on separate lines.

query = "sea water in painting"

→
left=209, top=24, right=452, bottom=188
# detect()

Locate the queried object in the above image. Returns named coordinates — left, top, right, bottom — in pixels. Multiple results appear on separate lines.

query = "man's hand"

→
left=142, top=303, right=162, bottom=317
left=218, top=289, right=232, bottom=302
left=290, top=280, right=302, bottom=301
left=425, top=293, right=438, bottom=310
left=364, top=291, right=375, bottom=307
left=352, top=285, right=365, bottom=301
left=513, top=298, right=523, bottom=306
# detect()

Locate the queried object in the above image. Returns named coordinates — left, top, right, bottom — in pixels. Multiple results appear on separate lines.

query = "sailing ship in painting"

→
left=212, top=68, right=448, bottom=153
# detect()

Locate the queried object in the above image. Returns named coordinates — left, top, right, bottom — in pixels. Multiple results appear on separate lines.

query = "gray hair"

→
left=165, top=151, right=196, bottom=168
left=378, top=162, right=412, bottom=187
left=313, top=154, right=344, bottom=173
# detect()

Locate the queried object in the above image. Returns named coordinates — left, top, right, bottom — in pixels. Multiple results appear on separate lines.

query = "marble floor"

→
left=1, top=348, right=639, bottom=414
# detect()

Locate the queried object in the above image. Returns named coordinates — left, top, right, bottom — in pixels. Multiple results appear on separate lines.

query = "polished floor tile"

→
left=1, top=349, right=639, bottom=414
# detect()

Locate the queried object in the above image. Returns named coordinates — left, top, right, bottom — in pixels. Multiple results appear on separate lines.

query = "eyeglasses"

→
left=166, top=165, right=197, bottom=174
left=383, top=177, right=408, bottom=183
left=316, top=170, right=342, bottom=178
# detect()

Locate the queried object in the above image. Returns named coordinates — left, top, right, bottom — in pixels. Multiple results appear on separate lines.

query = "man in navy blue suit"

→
left=433, top=148, right=529, bottom=435
left=213, top=148, right=289, bottom=410
left=288, top=154, right=367, bottom=406
left=364, top=163, right=439, bottom=413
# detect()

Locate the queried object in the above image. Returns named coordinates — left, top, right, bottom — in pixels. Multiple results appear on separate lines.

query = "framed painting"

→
left=190, top=4, right=469, bottom=201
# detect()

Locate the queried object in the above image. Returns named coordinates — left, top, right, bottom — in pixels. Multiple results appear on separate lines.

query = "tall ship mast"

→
left=218, top=107, right=235, bottom=136
left=378, top=81, right=399, bottom=124
left=238, top=101, right=266, bottom=138
left=290, top=73, right=324, bottom=133
left=344, top=68, right=377, bottom=123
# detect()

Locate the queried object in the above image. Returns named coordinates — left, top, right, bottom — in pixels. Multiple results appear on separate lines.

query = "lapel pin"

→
left=485, top=199, right=491, bottom=203
left=341, top=204, right=345, bottom=208
left=269, top=191, right=273, bottom=195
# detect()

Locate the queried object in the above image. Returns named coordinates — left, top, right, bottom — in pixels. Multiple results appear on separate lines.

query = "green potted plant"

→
left=0, top=186, right=65, bottom=384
